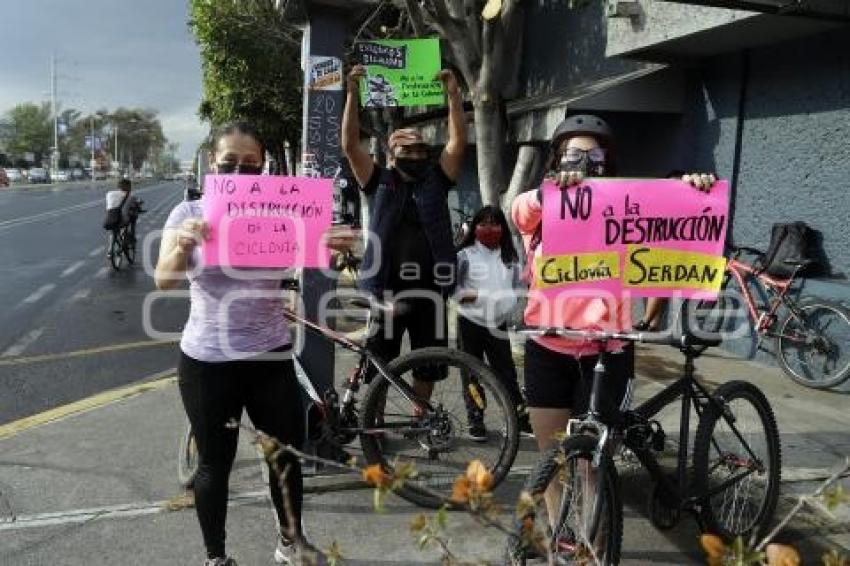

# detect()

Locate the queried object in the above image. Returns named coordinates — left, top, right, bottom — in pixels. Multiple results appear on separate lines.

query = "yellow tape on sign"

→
left=535, top=252, right=620, bottom=289
left=624, top=245, right=727, bottom=291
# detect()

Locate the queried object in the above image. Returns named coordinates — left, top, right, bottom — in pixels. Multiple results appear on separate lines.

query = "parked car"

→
left=5, top=168, right=24, bottom=183
left=28, top=167, right=50, bottom=184
left=71, top=168, right=85, bottom=180
left=92, top=170, right=107, bottom=181
left=52, top=169, right=70, bottom=182
left=0, top=169, right=8, bottom=187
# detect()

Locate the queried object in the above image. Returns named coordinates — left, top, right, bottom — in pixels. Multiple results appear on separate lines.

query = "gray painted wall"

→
left=654, top=27, right=850, bottom=369
left=681, top=28, right=850, bottom=282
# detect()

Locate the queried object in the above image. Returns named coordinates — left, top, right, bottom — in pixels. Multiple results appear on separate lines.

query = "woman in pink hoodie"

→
left=511, top=114, right=716, bottom=526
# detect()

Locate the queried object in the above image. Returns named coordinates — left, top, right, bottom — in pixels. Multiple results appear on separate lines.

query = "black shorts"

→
left=523, top=339, right=634, bottom=419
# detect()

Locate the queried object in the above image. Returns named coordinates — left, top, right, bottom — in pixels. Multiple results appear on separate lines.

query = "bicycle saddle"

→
left=782, top=258, right=815, bottom=268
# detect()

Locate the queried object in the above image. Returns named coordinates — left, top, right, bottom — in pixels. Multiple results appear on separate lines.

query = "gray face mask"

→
left=559, top=149, right=606, bottom=177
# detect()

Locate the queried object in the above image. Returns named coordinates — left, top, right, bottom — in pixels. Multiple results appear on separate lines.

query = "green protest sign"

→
left=354, top=38, right=444, bottom=108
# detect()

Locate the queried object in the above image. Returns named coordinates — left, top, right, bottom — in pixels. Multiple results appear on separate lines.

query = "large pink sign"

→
left=202, top=175, right=332, bottom=268
left=538, top=178, right=729, bottom=299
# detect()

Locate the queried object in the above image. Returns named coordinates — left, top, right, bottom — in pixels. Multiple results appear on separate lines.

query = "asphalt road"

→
left=0, top=181, right=190, bottom=424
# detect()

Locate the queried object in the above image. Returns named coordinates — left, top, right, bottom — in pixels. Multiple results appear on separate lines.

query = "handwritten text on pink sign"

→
left=539, top=179, right=729, bottom=299
left=202, top=175, right=332, bottom=268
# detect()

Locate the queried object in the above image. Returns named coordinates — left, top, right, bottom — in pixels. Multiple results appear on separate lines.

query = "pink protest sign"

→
left=538, top=178, right=729, bottom=299
left=202, top=175, right=332, bottom=268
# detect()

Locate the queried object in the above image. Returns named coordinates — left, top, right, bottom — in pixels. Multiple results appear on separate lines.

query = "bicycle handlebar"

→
left=513, top=326, right=722, bottom=349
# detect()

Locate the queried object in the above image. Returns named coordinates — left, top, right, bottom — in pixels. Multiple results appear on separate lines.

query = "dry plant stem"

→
left=233, top=421, right=516, bottom=532
left=754, top=457, right=850, bottom=553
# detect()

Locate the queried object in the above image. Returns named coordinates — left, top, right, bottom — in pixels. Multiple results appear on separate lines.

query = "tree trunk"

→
left=473, top=99, right=507, bottom=206
left=502, top=143, right=545, bottom=233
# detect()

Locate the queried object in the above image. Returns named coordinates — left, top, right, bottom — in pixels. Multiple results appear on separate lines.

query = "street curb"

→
left=0, top=374, right=176, bottom=440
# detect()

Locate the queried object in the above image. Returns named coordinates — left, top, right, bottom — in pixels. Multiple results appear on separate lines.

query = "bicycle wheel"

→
left=360, top=347, right=518, bottom=509
left=108, top=231, right=124, bottom=271
left=693, top=381, right=780, bottom=540
left=505, top=436, right=622, bottom=565
left=177, top=420, right=198, bottom=489
left=775, top=298, right=850, bottom=389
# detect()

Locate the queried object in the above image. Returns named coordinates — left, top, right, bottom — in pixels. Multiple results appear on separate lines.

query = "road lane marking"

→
left=0, top=339, right=178, bottom=367
left=0, top=374, right=177, bottom=441
left=60, top=260, right=86, bottom=278
left=88, top=247, right=105, bottom=257
left=70, top=288, right=92, bottom=302
left=0, top=184, right=169, bottom=233
left=22, top=284, right=55, bottom=304
left=1, top=328, right=45, bottom=357
left=0, top=489, right=266, bottom=531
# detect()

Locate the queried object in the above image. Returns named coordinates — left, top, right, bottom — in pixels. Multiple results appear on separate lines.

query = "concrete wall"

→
left=606, top=0, right=756, bottom=58
left=520, top=0, right=643, bottom=99
left=680, top=27, right=850, bottom=282
left=643, top=26, right=850, bottom=367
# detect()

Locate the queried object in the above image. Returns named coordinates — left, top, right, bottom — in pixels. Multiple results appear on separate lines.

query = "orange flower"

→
left=465, top=460, right=494, bottom=492
left=451, top=476, right=471, bottom=503
left=766, top=544, right=801, bottom=566
left=362, top=464, right=391, bottom=488
left=700, top=534, right=727, bottom=566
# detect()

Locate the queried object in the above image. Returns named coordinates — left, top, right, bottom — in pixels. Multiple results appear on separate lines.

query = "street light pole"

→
left=50, top=52, right=59, bottom=171
left=90, top=116, right=95, bottom=173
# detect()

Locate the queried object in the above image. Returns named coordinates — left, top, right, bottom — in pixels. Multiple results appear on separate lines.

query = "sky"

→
left=0, top=0, right=205, bottom=161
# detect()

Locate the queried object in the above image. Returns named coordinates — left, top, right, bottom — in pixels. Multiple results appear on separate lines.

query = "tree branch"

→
left=404, top=0, right=428, bottom=36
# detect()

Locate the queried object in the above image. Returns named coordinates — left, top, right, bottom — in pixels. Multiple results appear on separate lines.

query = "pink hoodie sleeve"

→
left=511, top=190, right=543, bottom=236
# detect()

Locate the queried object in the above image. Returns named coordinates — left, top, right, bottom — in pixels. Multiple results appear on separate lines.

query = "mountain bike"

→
left=505, top=307, right=780, bottom=564
left=694, top=245, right=850, bottom=389
left=178, top=279, right=519, bottom=509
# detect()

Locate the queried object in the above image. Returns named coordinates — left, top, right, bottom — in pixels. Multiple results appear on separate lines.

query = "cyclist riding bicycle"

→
left=103, top=178, right=143, bottom=240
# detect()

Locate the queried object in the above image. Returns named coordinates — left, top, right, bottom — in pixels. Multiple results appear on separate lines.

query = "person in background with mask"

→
left=511, top=114, right=716, bottom=552
left=341, top=64, right=465, bottom=401
left=454, top=205, right=531, bottom=440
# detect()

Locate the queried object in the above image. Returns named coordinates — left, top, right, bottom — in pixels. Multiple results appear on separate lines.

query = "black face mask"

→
left=217, top=163, right=263, bottom=175
left=394, top=158, right=430, bottom=181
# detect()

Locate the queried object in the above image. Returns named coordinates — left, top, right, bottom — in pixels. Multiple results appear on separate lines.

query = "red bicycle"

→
left=694, top=245, right=850, bottom=389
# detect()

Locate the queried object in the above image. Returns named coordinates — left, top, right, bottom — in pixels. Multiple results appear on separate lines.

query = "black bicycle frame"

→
left=282, top=308, right=436, bottom=419
left=626, top=351, right=764, bottom=510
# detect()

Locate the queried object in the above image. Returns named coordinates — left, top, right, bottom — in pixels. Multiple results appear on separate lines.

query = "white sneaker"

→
left=204, top=558, right=237, bottom=566
left=274, top=537, right=296, bottom=564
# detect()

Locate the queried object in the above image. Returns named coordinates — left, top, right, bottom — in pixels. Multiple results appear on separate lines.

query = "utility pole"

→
left=90, top=116, right=95, bottom=173
left=50, top=52, right=59, bottom=172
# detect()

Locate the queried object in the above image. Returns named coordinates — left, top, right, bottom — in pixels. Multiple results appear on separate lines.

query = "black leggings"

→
left=178, top=348, right=305, bottom=559
left=457, top=316, right=524, bottom=409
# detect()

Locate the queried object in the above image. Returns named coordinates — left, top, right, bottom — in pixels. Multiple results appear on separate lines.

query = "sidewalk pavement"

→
left=0, top=339, right=847, bottom=565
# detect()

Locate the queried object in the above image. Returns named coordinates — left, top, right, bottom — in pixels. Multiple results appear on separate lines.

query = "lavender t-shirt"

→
left=164, top=201, right=291, bottom=362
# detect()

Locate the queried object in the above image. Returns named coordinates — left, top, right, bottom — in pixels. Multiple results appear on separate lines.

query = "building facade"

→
left=422, top=0, right=850, bottom=363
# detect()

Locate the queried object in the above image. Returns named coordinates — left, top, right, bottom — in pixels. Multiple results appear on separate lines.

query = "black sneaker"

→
left=204, top=557, right=237, bottom=566
left=517, top=411, right=535, bottom=437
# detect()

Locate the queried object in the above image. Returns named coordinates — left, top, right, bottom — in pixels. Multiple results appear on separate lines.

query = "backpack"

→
left=103, top=192, right=130, bottom=230
left=758, top=221, right=818, bottom=279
